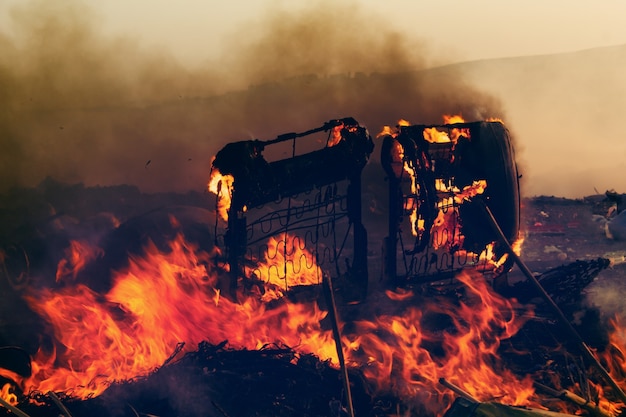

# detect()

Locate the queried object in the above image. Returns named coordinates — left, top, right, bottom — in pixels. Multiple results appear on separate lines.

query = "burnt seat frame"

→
left=380, top=121, right=521, bottom=287
left=211, top=118, right=375, bottom=300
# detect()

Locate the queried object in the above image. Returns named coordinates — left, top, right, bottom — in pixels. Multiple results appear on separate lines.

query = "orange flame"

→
left=327, top=122, right=344, bottom=147
left=347, top=271, right=536, bottom=415
left=251, top=233, right=322, bottom=302
left=423, top=114, right=471, bottom=144
left=207, top=164, right=234, bottom=221
left=56, top=240, right=103, bottom=283
left=376, top=119, right=410, bottom=140
left=0, top=383, right=18, bottom=406
left=598, top=316, right=626, bottom=413
left=9, top=221, right=595, bottom=416
left=423, top=127, right=452, bottom=143
left=22, top=232, right=337, bottom=399
left=16, top=229, right=541, bottom=416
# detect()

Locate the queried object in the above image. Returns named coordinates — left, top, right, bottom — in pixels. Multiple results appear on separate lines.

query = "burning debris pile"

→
left=1, top=118, right=626, bottom=417
left=6, top=342, right=371, bottom=417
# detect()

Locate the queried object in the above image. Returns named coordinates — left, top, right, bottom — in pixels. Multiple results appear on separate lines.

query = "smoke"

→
left=586, top=266, right=626, bottom=322
left=0, top=0, right=504, bottom=193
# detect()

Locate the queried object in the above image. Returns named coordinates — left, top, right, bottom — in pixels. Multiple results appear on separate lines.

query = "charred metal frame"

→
left=380, top=121, right=521, bottom=286
left=211, top=118, right=374, bottom=300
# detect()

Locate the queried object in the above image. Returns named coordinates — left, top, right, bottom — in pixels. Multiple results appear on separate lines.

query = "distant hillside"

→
left=456, top=45, right=626, bottom=197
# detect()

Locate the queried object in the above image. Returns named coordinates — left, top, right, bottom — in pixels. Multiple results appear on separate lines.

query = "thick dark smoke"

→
left=0, top=0, right=504, bottom=193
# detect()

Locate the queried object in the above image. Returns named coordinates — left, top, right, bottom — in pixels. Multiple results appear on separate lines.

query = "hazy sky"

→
left=93, top=1, right=626, bottom=65
left=3, top=0, right=626, bottom=67
left=1, top=0, right=625, bottom=197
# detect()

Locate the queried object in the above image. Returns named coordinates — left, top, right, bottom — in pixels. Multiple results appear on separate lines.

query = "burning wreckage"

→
left=1, top=117, right=625, bottom=417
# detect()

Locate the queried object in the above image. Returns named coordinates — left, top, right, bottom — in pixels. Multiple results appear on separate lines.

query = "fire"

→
left=207, top=163, right=234, bottom=221
left=327, top=122, right=344, bottom=147
left=428, top=181, right=489, bottom=251
left=0, top=383, right=18, bottom=407
left=423, top=126, right=452, bottom=143
left=19, top=232, right=337, bottom=400
left=250, top=233, right=322, bottom=302
left=443, top=115, right=465, bottom=124
left=347, top=270, right=536, bottom=415
left=56, top=240, right=104, bottom=283
left=423, top=114, right=470, bottom=144
left=430, top=208, right=462, bottom=250
left=598, top=316, right=626, bottom=413
left=3, top=224, right=546, bottom=417
left=379, top=115, right=480, bottom=239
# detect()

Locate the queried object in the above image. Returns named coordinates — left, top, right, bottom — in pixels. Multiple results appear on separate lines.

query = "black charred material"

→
left=503, top=258, right=611, bottom=306
left=212, top=118, right=374, bottom=212
left=212, top=118, right=374, bottom=301
left=0, top=347, right=31, bottom=378
left=11, top=342, right=374, bottom=417
left=502, top=257, right=612, bottom=350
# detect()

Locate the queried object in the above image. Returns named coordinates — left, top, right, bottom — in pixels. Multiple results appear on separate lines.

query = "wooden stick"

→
left=47, top=391, right=73, bottom=417
left=439, top=378, right=479, bottom=403
left=322, top=274, right=355, bottom=417
left=534, top=382, right=615, bottom=417
left=0, top=396, right=31, bottom=417
left=478, top=199, right=626, bottom=404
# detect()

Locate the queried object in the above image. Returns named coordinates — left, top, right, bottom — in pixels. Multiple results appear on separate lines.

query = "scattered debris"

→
left=606, top=210, right=626, bottom=240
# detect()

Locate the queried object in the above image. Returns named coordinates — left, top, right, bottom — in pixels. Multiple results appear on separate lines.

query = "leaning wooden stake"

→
left=47, top=391, right=73, bottom=417
left=477, top=198, right=626, bottom=404
left=0, top=396, right=31, bottom=417
left=439, top=377, right=479, bottom=403
left=534, top=382, right=615, bottom=417
left=322, top=274, right=355, bottom=417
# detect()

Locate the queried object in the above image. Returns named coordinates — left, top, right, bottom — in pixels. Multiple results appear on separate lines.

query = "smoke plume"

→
left=0, top=0, right=504, bottom=193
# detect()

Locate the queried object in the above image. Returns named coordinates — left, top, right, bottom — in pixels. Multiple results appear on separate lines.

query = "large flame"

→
left=598, top=316, right=626, bottom=414
left=0, top=225, right=551, bottom=417
left=22, top=233, right=336, bottom=399
left=4, top=217, right=624, bottom=416
left=348, top=271, right=536, bottom=415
